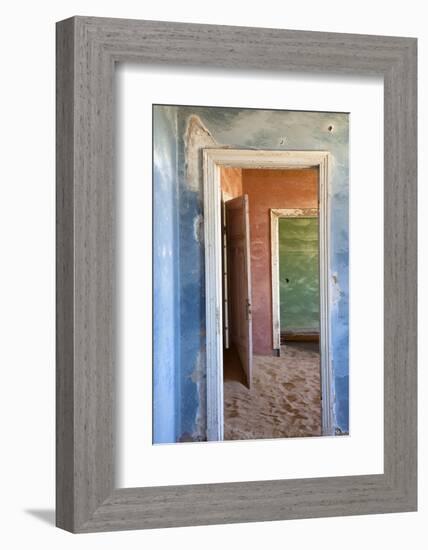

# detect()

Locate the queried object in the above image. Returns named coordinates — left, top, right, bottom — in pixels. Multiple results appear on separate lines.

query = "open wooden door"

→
left=225, top=194, right=253, bottom=387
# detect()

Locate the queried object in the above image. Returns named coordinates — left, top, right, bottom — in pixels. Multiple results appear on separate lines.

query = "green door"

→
left=279, top=217, right=320, bottom=334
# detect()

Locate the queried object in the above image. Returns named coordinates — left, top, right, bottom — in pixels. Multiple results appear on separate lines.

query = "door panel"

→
left=226, top=195, right=253, bottom=387
left=221, top=200, right=230, bottom=348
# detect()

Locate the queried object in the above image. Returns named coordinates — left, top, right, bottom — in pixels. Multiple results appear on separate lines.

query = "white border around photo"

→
left=116, top=65, right=384, bottom=488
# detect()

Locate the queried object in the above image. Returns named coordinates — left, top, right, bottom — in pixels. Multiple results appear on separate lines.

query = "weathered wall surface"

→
left=153, top=105, right=349, bottom=439
left=153, top=107, right=180, bottom=443
left=242, top=168, right=318, bottom=354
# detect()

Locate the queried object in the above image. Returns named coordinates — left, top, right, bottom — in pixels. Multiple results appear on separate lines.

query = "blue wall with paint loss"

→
left=153, top=105, right=350, bottom=441
left=152, top=107, right=180, bottom=443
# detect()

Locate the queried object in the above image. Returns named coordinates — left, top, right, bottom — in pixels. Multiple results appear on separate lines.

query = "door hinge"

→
left=246, top=299, right=252, bottom=321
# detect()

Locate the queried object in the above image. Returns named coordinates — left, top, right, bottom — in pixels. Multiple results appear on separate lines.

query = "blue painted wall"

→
left=152, top=107, right=180, bottom=443
left=153, top=105, right=349, bottom=441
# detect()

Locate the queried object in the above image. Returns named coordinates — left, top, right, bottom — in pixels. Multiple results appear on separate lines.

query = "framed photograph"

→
left=56, top=16, right=417, bottom=532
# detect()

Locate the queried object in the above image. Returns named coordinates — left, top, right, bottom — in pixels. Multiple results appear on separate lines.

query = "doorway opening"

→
left=271, top=209, right=320, bottom=351
left=203, top=149, right=333, bottom=441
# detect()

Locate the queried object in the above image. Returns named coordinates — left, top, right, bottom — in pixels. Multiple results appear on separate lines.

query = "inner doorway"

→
left=203, top=149, right=333, bottom=441
left=279, top=217, right=319, bottom=343
left=271, top=209, right=320, bottom=352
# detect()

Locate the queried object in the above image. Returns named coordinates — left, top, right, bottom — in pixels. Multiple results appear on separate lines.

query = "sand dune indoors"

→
left=224, top=343, right=321, bottom=440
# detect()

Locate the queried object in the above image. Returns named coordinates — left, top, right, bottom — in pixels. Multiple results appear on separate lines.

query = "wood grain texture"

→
left=56, top=16, right=417, bottom=532
left=56, top=17, right=75, bottom=532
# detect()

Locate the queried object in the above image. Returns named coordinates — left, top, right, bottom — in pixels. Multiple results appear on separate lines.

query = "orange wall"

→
left=220, top=167, right=242, bottom=200
left=242, top=168, right=318, bottom=355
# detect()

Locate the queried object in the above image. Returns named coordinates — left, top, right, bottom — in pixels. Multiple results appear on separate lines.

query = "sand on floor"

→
left=224, top=343, right=321, bottom=440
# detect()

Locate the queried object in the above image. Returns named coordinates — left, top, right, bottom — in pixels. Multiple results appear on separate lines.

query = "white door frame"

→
left=203, top=149, right=334, bottom=440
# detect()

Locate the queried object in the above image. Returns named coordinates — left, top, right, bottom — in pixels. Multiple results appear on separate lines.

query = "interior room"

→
left=220, top=167, right=322, bottom=440
left=152, top=105, right=349, bottom=444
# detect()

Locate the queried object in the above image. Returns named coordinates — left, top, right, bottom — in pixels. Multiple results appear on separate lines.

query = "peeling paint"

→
left=193, top=214, right=203, bottom=243
left=331, top=271, right=344, bottom=306
left=184, top=115, right=218, bottom=191
left=190, top=351, right=207, bottom=440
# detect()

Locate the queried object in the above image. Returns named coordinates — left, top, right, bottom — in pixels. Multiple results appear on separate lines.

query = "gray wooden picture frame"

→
left=56, top=16, right=417, bottom=533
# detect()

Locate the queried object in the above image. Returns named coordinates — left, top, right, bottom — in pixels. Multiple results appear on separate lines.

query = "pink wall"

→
left=242, top=169, right=318, bottom=355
